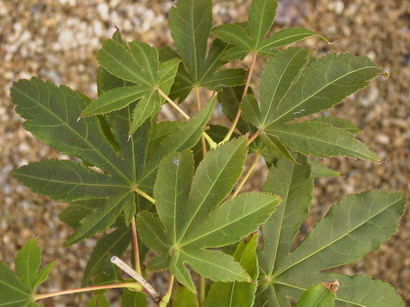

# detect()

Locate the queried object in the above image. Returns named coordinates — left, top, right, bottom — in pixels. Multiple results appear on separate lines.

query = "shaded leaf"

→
left=121, top=289, right=146, bottom=307
left=173, top=285, right=198, bottom=307
left=203, top=234, right=259, bottom=307
left=82, top=224, right=131, bottom=286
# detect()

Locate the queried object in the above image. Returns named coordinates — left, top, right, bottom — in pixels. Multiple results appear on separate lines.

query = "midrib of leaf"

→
left=254, top=0, right=269, bottom=47
left=260, top=33, right=316, bottom=50
left=199, top=44, right=230, bottom=84
left=268, top=125, right=376, bottom=160
left=0, top=279, right=27, bottom=297
left=266, top=163, right=296, bottom=276
left=273, top=197, right=402, bottom=278
left=257, top=283, right=280, bottom=306
left=127, top=107, right=137, bottom=182
left=143, top=217, right=170, bottom=249
left=228, top=243, right=249, bottom=306
left=25, top=243, right=34, bottom=290
left=181, top=197, right=273, bottom=246
left=261, top=49, right=304, bottom=126
left=100, top=48, right=151, bottom=87
left=273, top=281, right=365, bottom=306
left=190, top=1, right=199, bottom=81
left=131, top=43, right=156, bottom=84
left=14, top=86, right=131, bottom=184
left=178, top=146, right=240, bottom=242
left=10, top=173, right=130, bottom=189
left=0, top=298, right=30, bottom=306
left=180, top=250, right=246, bottom=280
left=82, top=227, right=130, bottom=286
left=272, top=65, right=378, bottom=124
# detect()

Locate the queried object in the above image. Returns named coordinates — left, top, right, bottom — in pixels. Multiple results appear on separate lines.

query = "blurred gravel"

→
left=0, top=0, right=409, bottom=305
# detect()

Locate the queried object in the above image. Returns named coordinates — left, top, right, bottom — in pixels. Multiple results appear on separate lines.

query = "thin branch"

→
left=131, top=216, right=141, bottom=274
left=157, top=88, right=190, bottom=120
left=247, top=130, right=261, bottom=145
left=111, top=256, right=161, bottom=302
left=159, top=275, right=175, bottom=307
left=157, top=87, right=217, bottom=149
left=222, top=52, right=258, bottom=143
left=232, top=152, right=261, bottom=198
left=34, top=282, right=141, bottom=301
left=134, top=187, right=156, bottom=205
left=195, top=87, right=207, bottom=157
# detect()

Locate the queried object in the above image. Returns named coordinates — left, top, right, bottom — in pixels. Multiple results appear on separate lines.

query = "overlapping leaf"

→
left=137, top=138, right=280, bottom=292
left=203, top=234, right=259, bottom=307
left=10, top=73, right=213, bottom=246
left=168, top=0, right=246, bottom=100
left=213, top=0, right=323, bottom=60
left=240, top=47, right=384, bottom=161
left=0, top=238, right=54, bottom=307
left=256, top=157, right=406, bottom=306
left=294, top=282, right=336, bottom=307
left=82, top=37, right=180, bottom=134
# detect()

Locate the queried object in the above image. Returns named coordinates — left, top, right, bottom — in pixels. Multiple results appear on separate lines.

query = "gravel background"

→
left=0, top=0, right=409, bottom=306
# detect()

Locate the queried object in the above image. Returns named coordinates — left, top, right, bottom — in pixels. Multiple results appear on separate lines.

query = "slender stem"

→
left=232, top=152, right=260, bottom=198
left=247, top=130, right=261, bottom=145
left=33, top=282, right=141, bottom=301
left=203, top=133, right=217, bottom=149
left=159, top=275, right=175, bottom=307
left=195, top=87, right=207, bottom=157
left=157, top=87, right=216, bottom=150
left=158, top=88, right=190, bottom=120
left=134, top=187, right=156, bottom=205
left=111, top=256, right=161, bottom=302
left=131, top=217, right=141, bottom=274
left=199, top=275, right=206, bottom=305
left=222, top=52, right=258, bottom=143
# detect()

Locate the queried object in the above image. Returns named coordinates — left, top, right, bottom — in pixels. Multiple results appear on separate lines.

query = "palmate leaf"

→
left=240, top=47, right=384, bottom=161
left=82, top=38, right=180, bottom=134
left=0, top=239, right=54, bottom=307
left=203, top=234, right=259, bottom=307
left=213, top=0, right=323, bottom=60
left=138, top=138, right=280, bottom=292
left=10, top=73, right=213, bottom=246
left=257, top=157, right=406, bottom=306
left=168, top=0, right=246, bottom=101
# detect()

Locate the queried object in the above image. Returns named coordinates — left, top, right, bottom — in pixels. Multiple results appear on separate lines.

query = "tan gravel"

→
left=0, top=0, right=409, bottom=305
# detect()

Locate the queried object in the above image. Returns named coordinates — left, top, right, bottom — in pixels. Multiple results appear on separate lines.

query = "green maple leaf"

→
left=256, top=154, right=406, bottom=306
left=10, top=69, right=214, bottom=247
left=81, top=31, right=180, bottom=134
left=203, top=234, right=259, bottom=307
left=0, top=238, right=54, bottom=307
left=241, top=47, right=384, bottom=161
left=213, top=0, right=324, bottom=60
left=168, top=0, right=246, bottom=101
left=137, top=137, right=280, bottom=292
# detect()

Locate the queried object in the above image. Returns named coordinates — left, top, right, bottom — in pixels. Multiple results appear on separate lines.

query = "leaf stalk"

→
left=33, top=282, right=141, bottom=301
left=134, top=187, right=156, bottom=205
left=159, top=275, right=175, bottom=307
left=232, top=152, right=260, bottom=198
left=131, top=216, right=142, bottom=274
left=222, top=52, right=258, bottom=143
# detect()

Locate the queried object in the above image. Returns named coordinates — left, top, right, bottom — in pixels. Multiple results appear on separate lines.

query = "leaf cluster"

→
left=4, top=0, right=407, bottom=306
